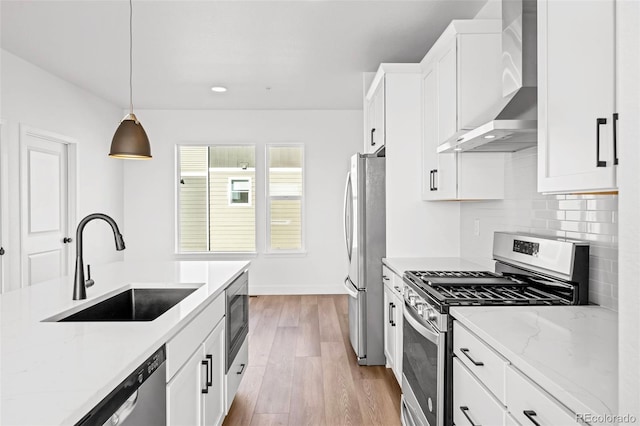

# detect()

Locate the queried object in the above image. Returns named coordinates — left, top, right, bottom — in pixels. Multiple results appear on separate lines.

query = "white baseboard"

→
left=249, top=283, right=346, bottom=295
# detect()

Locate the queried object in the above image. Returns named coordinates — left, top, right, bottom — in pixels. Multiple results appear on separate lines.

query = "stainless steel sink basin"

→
left=52, top=288, right=197, bottom=322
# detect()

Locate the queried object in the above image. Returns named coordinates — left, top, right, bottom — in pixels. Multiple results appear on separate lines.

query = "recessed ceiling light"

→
left=484, top=134, right=496, bottom=139
left=454, top=148, right=462, bottom=151
left=211, top=86, right=227, bottom=93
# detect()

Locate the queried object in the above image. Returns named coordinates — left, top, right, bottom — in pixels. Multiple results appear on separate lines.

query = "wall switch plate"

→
left=474, top=219, right=480, bottom=236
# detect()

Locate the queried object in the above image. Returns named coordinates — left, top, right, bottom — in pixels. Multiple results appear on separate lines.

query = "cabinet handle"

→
left=201, top=360, right=209, bottom=394
left=63, top=237, right=73, bottom=243
left=237, top=363, right=246, bottom=375
left=430, top=170, right=436, bottom=191
left=523, top=410, right=541, bottom=426
left=371, top=128, right=376, bottom=146
left=383, top=275, right=389, bottom=280
left=433, top=169, right=438, bottom=191
left=459, top=406, right=481, bottom=426
left=388, top=302, right=393, bottom=325
left=391, top=303, right=396, bottom=326
left=206, top=354, right=213, bottom=386
left=613, top=113, right=619, bottom=165
left=394, top=286, right=401, bottom=293
left=460, top=348, right=484, bottom=366
left=596, top=118, right=607, bottom=167
left=0, top=247, right=4, bottom=256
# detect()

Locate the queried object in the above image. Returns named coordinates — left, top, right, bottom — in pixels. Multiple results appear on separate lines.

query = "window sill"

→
left=262, top=251, right=308, bottom=258
left=174, top=252, right=258, bottom=260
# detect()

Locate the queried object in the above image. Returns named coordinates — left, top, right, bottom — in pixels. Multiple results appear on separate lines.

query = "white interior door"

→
left=20, top=126, right=74, bottom=287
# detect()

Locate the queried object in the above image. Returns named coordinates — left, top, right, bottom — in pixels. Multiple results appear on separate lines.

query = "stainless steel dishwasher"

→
left=76, top=346, right=166, bottom=426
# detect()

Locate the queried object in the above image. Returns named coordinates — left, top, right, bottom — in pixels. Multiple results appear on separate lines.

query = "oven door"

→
left=226, top=271, right=249, bottom=372
left=402, top=303, right=445, bottom=426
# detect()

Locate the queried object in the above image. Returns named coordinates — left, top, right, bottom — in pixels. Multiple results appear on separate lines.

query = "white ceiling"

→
left=1, top=0, right=487, bottom=110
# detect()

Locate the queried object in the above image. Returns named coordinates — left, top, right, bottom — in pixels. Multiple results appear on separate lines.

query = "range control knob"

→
left=416, top=303, right=425, bottom=316
left=426, top=309, right=438, bottom=322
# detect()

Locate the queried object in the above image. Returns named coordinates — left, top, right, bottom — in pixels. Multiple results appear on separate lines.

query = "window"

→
left=229, top=178, right=251, bottom=206
left=178, top=145, right=255, bottom=253
left=266, top=145, right=304, bottom=252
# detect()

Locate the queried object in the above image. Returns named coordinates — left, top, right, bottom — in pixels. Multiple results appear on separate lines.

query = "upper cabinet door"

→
left=364, top=76, right=385, bottom=154
left=436, top=44, right=458, bottom=145
left=538, top=0, right=617, bottom=194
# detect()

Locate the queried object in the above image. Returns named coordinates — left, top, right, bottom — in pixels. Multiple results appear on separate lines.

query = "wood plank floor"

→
left=223, top=295, right=401, bottom=426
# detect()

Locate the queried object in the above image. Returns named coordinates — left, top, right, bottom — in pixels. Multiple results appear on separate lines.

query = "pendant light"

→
left=109, top=0, right=152, bottom=159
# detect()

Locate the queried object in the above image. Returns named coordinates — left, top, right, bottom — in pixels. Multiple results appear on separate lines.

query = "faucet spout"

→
left=73, top=213, right=126, bottom=300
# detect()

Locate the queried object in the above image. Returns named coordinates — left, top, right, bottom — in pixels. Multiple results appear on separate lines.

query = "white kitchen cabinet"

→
left=167, top=346, right=204, bottom=426
left=452, top=319, right=585, bottom=425
left=382, top=265, right=403, bottom=386
left=506, top=366, right=581, bottom=426
left=203, top=322, right=226, bottom=426
left=167, top=294, right=227, bottom=426
left=537, top=0, right=618, bottom=194
left=453, top=357, right=507, bottom=426
left=364, top=76, right=385, bottom=154
left=420, top=20, right=505, bottom=201
left=168, top=319, right=226, bottom=426
left=363, top=64, right=421, bottom=155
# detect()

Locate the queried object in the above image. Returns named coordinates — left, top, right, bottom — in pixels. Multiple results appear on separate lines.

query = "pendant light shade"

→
left=109, top=0, right=152, bottom=159
left=109, top=113, right=151, bottom=159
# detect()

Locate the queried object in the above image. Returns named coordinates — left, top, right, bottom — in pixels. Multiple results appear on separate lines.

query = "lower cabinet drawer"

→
left=454, top=321, right=508, bottom=404
left=506, top=366, right=580, bottom=426
left=225, top=336, right=248, bottom=413
left=453, top=357, right=507, bottom=426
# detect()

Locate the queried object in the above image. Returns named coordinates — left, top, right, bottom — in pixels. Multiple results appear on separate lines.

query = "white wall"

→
left=0, top=50, right=125, bottom=292
left=123, top=109, right=361, bottom=294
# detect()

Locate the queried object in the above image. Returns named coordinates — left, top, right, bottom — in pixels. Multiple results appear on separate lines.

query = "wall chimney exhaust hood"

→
left=438, top=0, right=538, bottom=154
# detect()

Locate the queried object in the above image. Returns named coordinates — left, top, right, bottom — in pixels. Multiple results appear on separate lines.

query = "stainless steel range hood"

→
left=438, top=0, right=538, bottom=153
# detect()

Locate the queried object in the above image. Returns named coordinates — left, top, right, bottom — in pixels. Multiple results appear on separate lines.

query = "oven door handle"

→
left=403, top=302, right=439, bottom=344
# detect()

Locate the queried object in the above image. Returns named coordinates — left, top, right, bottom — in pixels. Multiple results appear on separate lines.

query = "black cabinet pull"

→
left=433, top=169, right=438, bottom=191
left=237, top=363, right=246, bottom=375
left=613, top=113, right=619, bottom=165
left=391, top=303, right=396, bottom=327
left=523, top=410, right=541, bottom=426
left=388, top=302, right=393, bottom=325
left=429, top=170, right=433, bottom=191
left=0, top=247, right=4, bottom=256
left=459, top=406, right=481, bottom=426
left=460, top=348, right=484, bottom=366
left=371, top=128, right=376, bottom=146
left=206, top=354, right=213, bottom=386
left=596, top=118, right=607, bottom=167
left=63, top=237, right=73, bottom=243
left=201, top=360, right=209, bottom=393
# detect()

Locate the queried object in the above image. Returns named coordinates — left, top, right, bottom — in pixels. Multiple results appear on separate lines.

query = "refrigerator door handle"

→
left=343, top=172, right=353, bottom=261
left=343, top=277, right=359, bottom=298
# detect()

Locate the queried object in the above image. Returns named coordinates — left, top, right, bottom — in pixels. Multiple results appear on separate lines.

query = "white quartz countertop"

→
left=1, top=260, right=250, bottom=426
left=451, top=306, right=617, bottom=422
left=382, top=257, right=488, bottom=277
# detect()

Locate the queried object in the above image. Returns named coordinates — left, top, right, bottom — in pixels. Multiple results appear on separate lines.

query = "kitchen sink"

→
left=50, top=288, right=197, bottom=322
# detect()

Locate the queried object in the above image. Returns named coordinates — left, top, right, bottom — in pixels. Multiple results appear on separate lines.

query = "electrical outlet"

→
left=474, top=219, right=480, bottom=236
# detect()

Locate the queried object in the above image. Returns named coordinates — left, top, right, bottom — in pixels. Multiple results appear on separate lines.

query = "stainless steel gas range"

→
left=400, top=232, right=590, bottom=426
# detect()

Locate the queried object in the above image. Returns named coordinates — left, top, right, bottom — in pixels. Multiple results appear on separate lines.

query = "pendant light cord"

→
left=129, top=0, right=133, bottom=115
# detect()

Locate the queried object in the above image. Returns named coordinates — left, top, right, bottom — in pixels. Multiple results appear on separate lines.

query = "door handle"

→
left=371, top=128, right=376, bottom=146
left=205, top=354, right=213, bottom=386
left=429, top=170, right=434, bottom=191
left=613, top=113, right=619, bottom=165
left=388, top=302, right=393, bottom=325
left=201, top=360, right=209, bottom=394
left=433, top=169, right=438, bottom=190
left=596, top=117, right=607, bottom=167
left=237, top=363, right=246, bottom=375
left=343, top=172, right=352, bottom=261
left=460, top=348, right=484, bottom=366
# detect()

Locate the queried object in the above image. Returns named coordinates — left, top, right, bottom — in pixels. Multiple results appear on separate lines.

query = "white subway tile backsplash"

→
left=558, top=199, right=587, bottom=210
left=460, top=147, right=618, bottom=310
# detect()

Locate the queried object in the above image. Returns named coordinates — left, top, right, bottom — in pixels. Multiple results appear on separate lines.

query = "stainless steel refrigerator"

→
left=342, top=153, right=385, bottom=366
